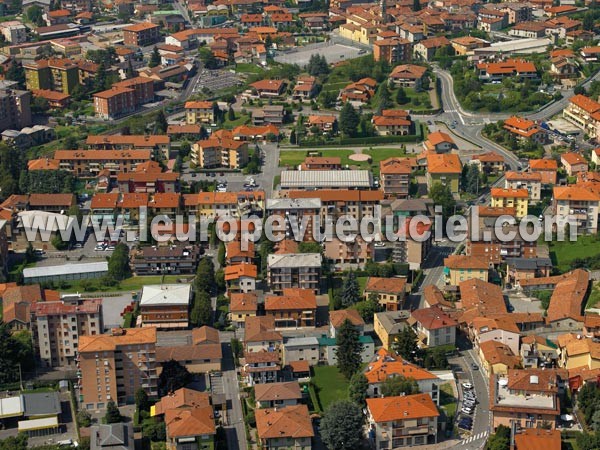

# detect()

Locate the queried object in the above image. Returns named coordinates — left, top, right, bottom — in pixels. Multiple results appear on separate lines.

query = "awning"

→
left=18, top=416, right=59, bottom=432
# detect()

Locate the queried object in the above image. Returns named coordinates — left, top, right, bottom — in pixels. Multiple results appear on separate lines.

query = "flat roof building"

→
left=279, top=170, right=372, bottom=189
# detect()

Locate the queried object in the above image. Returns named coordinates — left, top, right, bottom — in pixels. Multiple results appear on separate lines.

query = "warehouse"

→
left=279, top=170, right=373, bottom=190
left=23, top=261, right=109, bottom=284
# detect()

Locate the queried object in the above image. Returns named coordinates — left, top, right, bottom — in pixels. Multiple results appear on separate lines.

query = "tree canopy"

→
left=348, top=372, right=369, bottom=407
left=335, top=319, right=363, bottom=379
left=429, top=182, right=456, bottom=221
left=339, top=103, right=360, bottom=137
left=392, top=326, right=419, bottom=363
left=104, top=400, right=123, bottom=424
left=320, top=400, right=364, bottom=450
left=158, top=360, right=192, bottom=396
left=340, top=271, right=360, bottom=308
left=107, top=243, right=131, bottom=281
left=380, top=375, right=419, bottom=397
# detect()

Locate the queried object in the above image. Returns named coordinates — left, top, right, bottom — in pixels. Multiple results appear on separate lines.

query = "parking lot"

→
left=193, top=69, right=242, bottom=94
left=274, top=41, right=367, bottom=66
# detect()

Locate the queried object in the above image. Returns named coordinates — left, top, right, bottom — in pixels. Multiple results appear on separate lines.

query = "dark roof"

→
left=505, top=257, right=553, bottom=271
left=90, top=423, right=134, bottom=450
left=22, top=391, right=61, bottom=417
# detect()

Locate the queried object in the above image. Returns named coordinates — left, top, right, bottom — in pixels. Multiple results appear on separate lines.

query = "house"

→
left=471, top=316, right=521, bottom=356
left=410, top=306, right=457, bottom=348
left=503, top=116, right=547, bottom=144
left=300, top=156, right=340, bottom=170
left=505, top=257, right=553, bottom=287
left=509, top=21, right=547, bottom=38
left=479, top=341, right=521, bottom=376
left=561, top=152, right=588, bottom=176
left=185, top=100, right=214, bottom=124
left=364, top=277, right=407, bottom=311
left=139, top=284, right=192, bottom=329
left=255, top=405, right=313, bottom=450
left=131, top=246, right=199, bottom=275
left=282, top=337, right=319, bottom=366
left=224, top=264, right=257, bottom=293
left=388, top=64, right=427, bottom=89
left=123, top=22, right=160, bottom=47
left=90, top=423, right=134, bottom=450
left=530, top=158, right=558, bottom=185
left=306, top=115, right=337, bottom=134
left=379, top=157, right=412, bottom=198
left=514, top=429, right=561, bottom=450
left=444, top=255, right=489, bottom=286
left=228, top=292, right=258, bottom=328
left=414, top=36, right=451, bottom=61
left=267, top=253, right=321, bottom=294
left=490, top=370, right=561, bottom=430
left=329, top=309, right=365, bottom=338
left=471, top=152, right=505, bottom=174
left=366, top=394, right=440, bottom=449
left=558, top=333, right=600, bottom=370
left=423, top=131, right=455, bottom=153
left=292, top=75, right=318, bottom=100
left=339, top=77, right=377, bottom=105
left=521, top=335, right=559, bottom=368
left=264, top=289, right=317, bottom=328
left=191, top=130, right=249, bottom=169
left=244, top=316, right=283, bottom=353
left=374, top=310, right=410, bottom=350
left=490, top=188, right=529, bottom=218
left=426, top=153, right=462, bottom=194
left=550, top=55, right=578, bottom=80
left=563, top=94, right=600, bottom=139
left=545, top=269, right=589, bottom=331
left=364, top=348, right=440, bottom=403
left=477, top=59, right=538, bottom=82
left=252, top=105, right=285, bottom=126
left=243, top=350, right=281, bottom=385
left=373, top=110, right=412, bottom=136
left=581, top=46, right=600, bottom=62
left=553, top=186, right=600, bottom=234
left=155, top=341, right=222, bottom=374
left=165, top=405, right=216, bottom=450
left=451, top=36, right=488, bottom=55
left=250, top=79, right=286, bottom=98
left=254, top=381, right=302, bottom=408
left=505, top=171, right=542, bottom=202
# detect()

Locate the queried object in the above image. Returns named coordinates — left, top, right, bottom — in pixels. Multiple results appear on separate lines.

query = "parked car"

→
left=471, top=363, right=479, bottom=370
left=462, top=382, right=473, bottom=389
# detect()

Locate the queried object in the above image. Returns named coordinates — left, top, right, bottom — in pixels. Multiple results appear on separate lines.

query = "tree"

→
left=413, top=0, right=421, bottom=11
left=289, top=129, right=297, bottom=144
left=227, top=106, right=235, bottom=122
left=126, top=59, right=135, bottom=79
left=155, top=110, right=168, bottom=134
left=5, top=60, right=25, bottom=87
left=335, top=319, right=363, bottom=379
left=142, top=418, right=166, bottom=441
left=392, top=326, right=419, bottom=363
left=76, top=409, right=92, bottom=428
left=340, top=271, right=360, bottom=308
left=68, top=204, right=83, bottom=225
left=104, top=400, right=123, bottom=424
left=380, top=375, right=419, bottom=397
left=583, top=12, right=595, bottom=31
left=107, top=243, right=131, bottom=281
left=348, top=372, right=368, bottom=407
left=574, top=85, right=586, bottom=95
left=429, top=182, right=456, bottom=221
left=0, top=323, right=32, bottom=383
left=486, top=425, right=510, bottom=450
left=217, top=241, right=226, bottom=267
left=26, top=5, right=44, bottom=25
left=195, top=257, right=215, bottom=293
left=190, top=290, right=212, bottom=326
left=265, top=34, right=273, bottom=49
left=396, top=86, right=408, bottom=104
left=354, top=292, right=382, bottom=322
left=149, top=46, right=161, bottom=68
left=298, top=241, right=321, bottom=253
left=158, top=360, right=192, bottom=395
left=376, top=83, right=391, bottom=113
left=135, top=388, right=150, bottom=412
left=320, top=400, right=364, bottom=450
left=461, top=164, right=481, bottom=195
left=94, top=62, right=108, bottom=92
left=339, top=102, right=360, bottom=137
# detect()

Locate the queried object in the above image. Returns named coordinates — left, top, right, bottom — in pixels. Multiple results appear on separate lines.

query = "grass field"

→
left=62, top=275, right=184, bottom=293
left=549, top=235, right=600, bottom=273
left=312, top=365, right=349, bottom=410
left=279, top=150, right=356, bottom=168
left=235, top=63, right=265, bottom=74
left=440, top=383, right=457, bottom=420
left=587, top=283, right=600, bottom=310
left=222, top=113, right=251, bottom=129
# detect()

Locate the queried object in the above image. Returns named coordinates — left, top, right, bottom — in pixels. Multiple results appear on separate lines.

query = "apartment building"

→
left=265, top=198, right=321, bottom=242
left=388, top=64, right=427, bottom=89
left=191, top=130, right=249, bottom=169
left=364, top=277, right=407, bottom=311
left=0, top=88, right=31, bottom=133
left=392, top=218, right=433, bottom=270
left=93, top=77, right=154, bottom=120
left=282, top=336, right=319, bottom=365
left=414, top=36, right=451, bottom=61
left=267, top=253, right=321, bottom=294
left=379, top=157, right=411, bottom=198
left=323, top=236, right=372, bottom=265
left=505, top=171, right=542, bottom=202
left=490, top=188, right=529, bottom=218
left=373, top=37, right=412, bottom=65
left=410, top=305, right=458, bottom=348
left=450, top=36, right=488, bottom=55
left=0, top=21, right=27, bottom=43
left=563, top=94, right=600, bottom=139
left=24, top=58, right=80, bottom=95
left=252, top=105, right=284, bottom=126
left=553, top=186, right=600, bottom=234
left=471, top=152, right=505, bottom=174
left=132, top=246, right=200, bottom=276
left=256, top=405, right=313, bottom=450
left=561, top=152, right=588, bottom=176
left=373, top=110, right=412, bottom=136
left=444, top=255, right=489, bottom=286
left=249, top=79, right=285, bottom=98
left=78, top=327, right=158, bottom=410
left=123, top=22, right=160, bottom=46
left=50, top=149, right=151, bottom=177
left=86, top=135, right=171, bottom=160
left=426, top=153, right=462, bottom=194
left=529, top=158, right=558, bottom=185
left=32, top=294, right=102, bottom=368
left=366, top=394, right=439, bottom=449
left=184, top=100, right=214, bottom=124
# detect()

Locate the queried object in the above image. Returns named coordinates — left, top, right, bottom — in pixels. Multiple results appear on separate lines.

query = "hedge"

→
left=298, top=121, right=423, bottom=147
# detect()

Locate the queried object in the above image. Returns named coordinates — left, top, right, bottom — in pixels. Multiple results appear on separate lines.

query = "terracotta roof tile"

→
left=367, top=393, right=439, bottom=422
left=255, top=405, right=313, bottom=440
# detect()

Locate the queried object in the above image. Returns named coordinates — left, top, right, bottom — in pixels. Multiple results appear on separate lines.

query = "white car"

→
left=462, top=382, right=473, bottom=389
left=94, top=245, right=105, bottom=251
left=374, top=242, right=386, bottom=247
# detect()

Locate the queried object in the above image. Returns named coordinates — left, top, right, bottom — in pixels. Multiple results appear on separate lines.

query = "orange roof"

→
left=505, top=171, right=542, bottom=181
left=31, top=89, right=70, bottom=102
left=389, top=64, right=427, bottom=80
left=504, top=115, right=536, bottom=130
left=365, top=348, right=437, bottom=384
left=308, top=115, right=336, bottom=125
left=91, top=193, right=119, bottom=209
left=255, top=405, right=313, bottom=440
left=93, top=86, right=135, bottom=99
left=165, top=406, right=216, bottom=438
left=529, top=158, right=558, bottom=170
left=226, top=241, right=255, bottom=259
left=185, top=100, right=213, bottom=109
left=411, top=305, right=458, bottom=330
left=546, top=269, right=588, bottom=323
left=553, top=186, right=600, bottom=201
left=364, top=277, right=407, bottom=295
left=472, top=316, right=520, bottom=334
left=229, top=292, right=258, bottom=312
left=550, top=48, right=575, bottom=58
left=491, top=187, right=529, bottom=199
left=561, top=152, right=587, bottom=166
left=149, top=193, right=181, bottom=208
left=514, top=428, right=560, bottom=450
left=254, top=382, right=302, bottom=403
left=427, top=131, right=454, bottom=146
left=379, top=157, right=412, bottom=175
left=191, top=325, right=220, bottom=345
left=224, top=263, right=257, bottom=280
left=329, top=309, right=365, bottom=328
left=367, top=393, right=439, bottom=422
left=264, top=289, right=316, bottom=311
left=480, top=340, right=520, bottom=368
left=245, top=316, right=282, bottom=343
left=569, top=94, right=600, bottom=114
left=153, top=388, right=210, bottom=416
left=477, top=58, right=537, bottom=75
left=426, top=153, right=462, bottom=174
left=250, top=79, right=284, bottom=91
left=118, top=193, right=149, bottom=209
left=86, top=135, right=169, bottom=147
left=28, top=158, right=60, bottom=170
left=123, top=22, right=159, bottom=32
left=49, top=9, right=71, bottom=17
left=459, top=279, right=506, bottom=319
left=288, top=360, right=310, bottom=372
left=78, top=327, right=156, bottom=352
left=287, top=189, right=383, bottom=203
left=445, top=254, right=488, bottom=270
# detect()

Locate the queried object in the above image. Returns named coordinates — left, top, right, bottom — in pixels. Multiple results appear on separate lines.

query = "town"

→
left=3, top=0, right=600, bottom=450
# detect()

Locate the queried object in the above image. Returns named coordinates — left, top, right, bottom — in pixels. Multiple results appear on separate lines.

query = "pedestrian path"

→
left=462, top=431, right=488, bottom=444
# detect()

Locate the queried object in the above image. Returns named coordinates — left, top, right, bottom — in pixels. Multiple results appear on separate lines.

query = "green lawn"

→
left=394, top=87, right=432, bottom=111
left=235, top=63, right=265, bottom=74
left=312, top=365, right=349, bottom=410
left=358, top=276, right=368, bottom=294
left=222, top=113, right=251, bottom=129
left=549, top=235, right=600, bottom=273
left=278, top=150, right=356, bottom=168
left=587, top=283, right=600, bottom=310
left=62, top=275, right=184, bottom=293
left=439, top=382, right=457, bottom=420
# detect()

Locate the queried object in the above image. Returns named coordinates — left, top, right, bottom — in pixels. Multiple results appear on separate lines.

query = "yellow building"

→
left=557, top=334, right=600, bottom=370
left=444, top=255, right=489, bottom=286
left=229, top=292, right=258, bottom=328
left=479, top=340, right=521, bottom=376
left=185, top=100, right=214, bottom=124
left=24, top=58, right=80, bottom=95
left=374, top=310, right=410, bottom=350
left=426, top=153, right=462, bottom=194
left=491, top=188, right=529, bottom=218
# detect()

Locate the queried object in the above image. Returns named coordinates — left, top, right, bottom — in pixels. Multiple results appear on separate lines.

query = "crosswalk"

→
left=462, top=431, right=488, bottom=444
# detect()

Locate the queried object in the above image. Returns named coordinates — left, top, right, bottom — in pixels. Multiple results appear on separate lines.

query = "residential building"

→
left=123, top=22, right=160, bottom=46
left=479, top=341, right=521, bottom=376
left=471, top=316, right=521, bottom=356
left=423, top=131, right=455, bottom=153
left=292, top=75, right=318, bottom=100
left=339, top=77, right=377, bottom=104
left=388, top=64, right=427, bottom=89
left=561, top=152, right=588, bottom=176
left=244, top=316, right=283, bottom=353
left=374, top=310, right=410, bottom=350
left=264, top=289, right=317, bottom=328
left=373, top=37, right=412, bottom=65
left=410, top=306, right=457, bottom=348
left=529, top=158, right=558, bottom=185
left=156, top=341, right=222, bottom=374
left=78, top=327, right=158, bottom=409
left=267, top=253, right=321, bottom=294
left=509, top=22, right=547, bottom=38
left=490, top=370, right=561, bottom=429
left=229, top=292, right=258, bottom=328
left=514, top=429, right=561, bottom=450
left=243, top=349, right=281, bottom=385
left=24, top=58, right=79, bottom=95
left=365, top=348, right=440, bottom=403
left=426, top=153, right=462, bottom=194
left=451, top=36, right=488, bottom=55
left=185, top=100, right=214, bottom=124
left=550, top=55, right=578, bottom=80
left=471, top=152, right=505, bottom=174
left=444, top=255, right=489, bottom=286
left=285, top=189, right=382, bottom=222
left=379, top=156, right=412, bottom=197
left=0, top=22, right=27, bottom=44
left=414, top=36, right=451, bottom=61
left=505, top=257, right=553, bottom=286
left=164, top=404, right=216, bottom=450
left=282, top=337, right=319, bottom=366
left=132, top=246, right=199, bottom=276
left=90, top=423, right=134, bottom=450
left=250, top=79, right=285, bottom=98
left=0, top=88, right=31, bottom=133
left=503, top=116, right=547, bottom=144
left=553, top=186, right=600, bottom=234
left=521, top=335, right=559, bottom=368
left=252, top=105, right=285, bottom=126
left=545, top=269, right=589, bottom=331
left=265, top=197, right=320, bottom=242
left=490, top=188, right=529, bottom=218
left=329, top=308, right=365, bottom=338
left=139, top=284, right=192, bottom=329
left=373, top=110, right=412, bottom=137
left=563, top=94, right=600, bottom=139
left=392, top=217, right=433, bottom=270
left=32, top=294, right=102, bottom=368
left=305, top=116, right=337, bottom=135
left=300, top=156, right=340, bottom=170
left=191, top=130, right=249, bottom=169
left=254, top=381, right=302, bottom=408
left=226, top=241, right=255, bottom=265
left=366, top=394, right=440, bottom=449
left=224, top=264, right=257, bottom=293
left=255, top=405, right=313, bottom=450
left=93, top=77, right=154, bottom=120
left=364, top=277, right=407, bottom=311
left=477, top=59, right=538, bottom=82
left=50, top=150, right=151, bottom=177
left=505, top=171, right=542, bottom=202
left=87, top=135, right=170, bottom=160
left=318, top=335, right=375, bottom=365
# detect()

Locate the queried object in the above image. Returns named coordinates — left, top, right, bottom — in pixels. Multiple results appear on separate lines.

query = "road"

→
left=221, top=342, right=248, bottom=450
